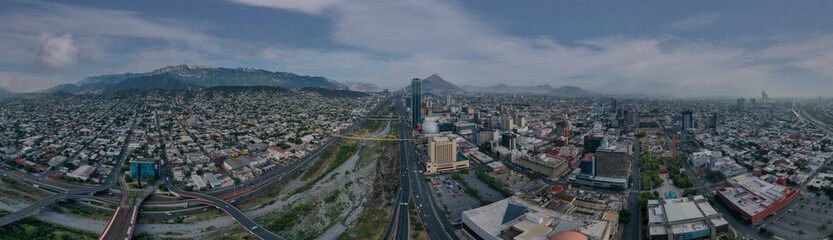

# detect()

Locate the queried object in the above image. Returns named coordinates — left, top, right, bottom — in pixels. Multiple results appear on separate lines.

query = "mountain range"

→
left=46, top=65, right=348, bottom=93
left=464, top=84, right=556, bottom=93
left=401, top=74, right=591, bottom=95
left=342, top=81, right=381, bottom=92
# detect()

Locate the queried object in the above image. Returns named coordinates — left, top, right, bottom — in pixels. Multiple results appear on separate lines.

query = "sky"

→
left=1, top=0, right=833, bottom=97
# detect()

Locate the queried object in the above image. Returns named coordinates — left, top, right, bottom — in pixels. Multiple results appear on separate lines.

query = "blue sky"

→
left=1, top=0, right=832, bottom=97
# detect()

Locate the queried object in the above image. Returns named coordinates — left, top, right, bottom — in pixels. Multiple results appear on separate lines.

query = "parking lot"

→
left=765, top=193, right=833, bottom=239
left=428, top=175, right=486, bottom=223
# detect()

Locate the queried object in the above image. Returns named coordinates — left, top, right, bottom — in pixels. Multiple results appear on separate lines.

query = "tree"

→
left=618, top=209, right=631, bottom=223
left=124, top=175, right=133, bottom=183
left=54, top=232, right=69, bottom=240
left=24, top=224, right=39, bottom=236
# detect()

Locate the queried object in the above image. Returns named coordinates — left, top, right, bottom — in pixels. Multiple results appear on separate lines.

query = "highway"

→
left=384, top=98, right=456, bottom=240
left=625, top=138, right=641, bottom=240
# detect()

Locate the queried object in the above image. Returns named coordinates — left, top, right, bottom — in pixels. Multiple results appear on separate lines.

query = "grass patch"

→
left=238, top=170, right=300, bottom=209
left=0, top=215, right=98, bottom=240
left=341, top=207, right=391, bottom=240
left=475, top=171, right=514, bottom=197
left=291, top=142, right=359, bottom=196
left=265, top=202, right=315, bottom=234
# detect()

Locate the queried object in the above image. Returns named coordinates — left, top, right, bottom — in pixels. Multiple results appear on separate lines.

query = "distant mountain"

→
left=300, top=87, right=368, bottom=98
left=464, top=84, right=555, bottom=93
left=77, top=73, right=147, bottom=85
left=405, top=74, right=463, bottom=92
left=0, top=87, right=11, bottom=96
left=67, top=64, right=345, bottom=90
left=202, top=85, right=288, bottom=93
left=107, top=74, right=197, bottom=92
left=342, top=81, right=381, bottom=92
left=550, top=86, right=591, bottom=96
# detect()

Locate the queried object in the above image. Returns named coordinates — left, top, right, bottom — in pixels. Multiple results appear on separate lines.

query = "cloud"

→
left=663, top=12, right=724, bottom=30
left=0, top=72, right=37, bottom=92
left=34, top=33, right=88, bottom=71
left=228, top=0, right=340, bottom=14
left=229, top=0, right=833, bottom=97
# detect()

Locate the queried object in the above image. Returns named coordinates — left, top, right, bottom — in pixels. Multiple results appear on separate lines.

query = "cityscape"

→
left=2, top=1, right=833, bottom=240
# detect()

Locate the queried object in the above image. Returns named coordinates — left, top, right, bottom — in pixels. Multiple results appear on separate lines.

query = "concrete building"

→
left=682, top=111, right=694, bottom=130
left=647, top=195, right=729, bottom=240
left=427, top=135, right=468, bottom=174
left=514, top=114, right=527, bottom=128
left=500, top=116, right=514, bottom=130
left=519, top=154, right=569, bottom=179
left=714, top=173, right=800, bottom=223
left=67, top=165, right=97, bottom=181
left=130, top=158, right=158, bottom=179
left=594, top=138, right=632, bottom=179
left=462, top=196, right=612, bottom=240
left=223, top=155, right=253, bottom=171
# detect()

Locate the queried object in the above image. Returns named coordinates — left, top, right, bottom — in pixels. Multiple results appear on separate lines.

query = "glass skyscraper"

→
left=411, top=78, right=422, bottom=128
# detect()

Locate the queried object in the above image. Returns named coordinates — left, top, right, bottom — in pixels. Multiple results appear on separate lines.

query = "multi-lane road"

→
left=384, top=98, right=456, bottom=240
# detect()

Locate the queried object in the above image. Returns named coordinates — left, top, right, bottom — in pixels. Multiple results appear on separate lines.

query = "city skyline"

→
left=0, top=0, right=832, bottom=97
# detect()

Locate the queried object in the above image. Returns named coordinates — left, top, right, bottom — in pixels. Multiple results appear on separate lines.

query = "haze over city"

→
left=4, top=2, right=833, bottom=240
left=1, top=0, right=833, bottom=96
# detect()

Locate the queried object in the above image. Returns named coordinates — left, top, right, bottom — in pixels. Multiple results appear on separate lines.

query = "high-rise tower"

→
left=411, top=78, right=422, bottom=128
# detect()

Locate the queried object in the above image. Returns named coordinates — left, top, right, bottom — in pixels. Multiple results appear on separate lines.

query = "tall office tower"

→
left=513, top=113, right=526, bottom=128
left=411, top=78, right=422, bottom=128
left=500, top=116, right=514, bottom=130
left=762, top=90, right=768, bottom=103
left=707, top=113, right=719, bottom=129
left=611, top=98, right=617, bottom=114
left=501, top=133, right=518, bottom=150
left=628, top=110, right=638, bottom=129
left=427, top=135, right=466, bottom=174
left=682, top=110, right=694, bottom=130
left=736, top=98, right=746, bottom=110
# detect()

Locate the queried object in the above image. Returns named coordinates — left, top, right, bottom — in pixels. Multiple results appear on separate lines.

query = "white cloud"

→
left=663, top=12, right=724, bottom=30
left=231, top=0, right=833, bottom=97
left=34, top=33, right=87, bottom=71
left=229, top=0, right=340, bottom=14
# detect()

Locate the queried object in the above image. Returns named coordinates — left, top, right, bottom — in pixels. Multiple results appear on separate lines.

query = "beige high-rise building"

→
left=500, top=117, right=514, bottom=130
left=427, top=135, right=468, bottom=174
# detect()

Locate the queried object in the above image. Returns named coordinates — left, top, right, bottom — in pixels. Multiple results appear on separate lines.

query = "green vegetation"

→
left=292, top=142, right=359, bottom=196
left=340, top=206, right=391, bottom=240
left=266, top=202, right=315, bottom=233
left=0, top=215, right=97, bottom=240
left=618, top=209, right=631, bottom=223
left=639, top=122, right=659, bottom=128
left=475, top=171, right=513, bottom=197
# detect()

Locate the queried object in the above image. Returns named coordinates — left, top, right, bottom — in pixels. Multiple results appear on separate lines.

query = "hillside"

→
left=464, top=84, right=555, bottom=93
left=0, top=87, right=11, bottom=96
left=106, top=74, right=195, bottom=92
left=405, top=74, right=462, bottom=92
left=61, top=64, right=345, bottom=93
left=202, top=85, right=288, bottom=93
left=300, top=87, right=368, bottom=98
left=343, top=81, right=381, bottom=92
left=550, top=86, right=591, bottom=96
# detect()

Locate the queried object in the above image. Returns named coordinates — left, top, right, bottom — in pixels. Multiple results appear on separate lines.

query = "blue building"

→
left=130, top=158, right=159, bottom=179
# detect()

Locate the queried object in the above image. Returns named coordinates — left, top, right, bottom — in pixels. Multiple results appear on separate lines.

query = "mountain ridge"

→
left=49, top=64, right=347, bottom=93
